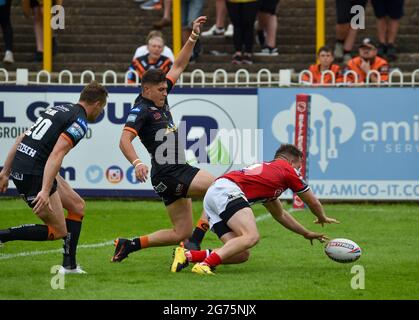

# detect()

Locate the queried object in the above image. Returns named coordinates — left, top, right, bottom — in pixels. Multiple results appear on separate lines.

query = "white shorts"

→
left=204, top=178, right=250, bottom=238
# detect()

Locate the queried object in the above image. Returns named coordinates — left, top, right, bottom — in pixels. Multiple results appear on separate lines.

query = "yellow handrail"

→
left=172, top=0, right=182, bottom=57
left=316, top=0, right=325, bottom=62
left=43, top=0, right=52, bottom=72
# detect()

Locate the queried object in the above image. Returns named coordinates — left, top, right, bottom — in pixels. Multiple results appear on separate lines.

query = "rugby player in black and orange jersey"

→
left=0, top=81, right=108, bottom=274
left=111, top=16, right=214, bottom=263
left=170, top=144, right=340, bottom=275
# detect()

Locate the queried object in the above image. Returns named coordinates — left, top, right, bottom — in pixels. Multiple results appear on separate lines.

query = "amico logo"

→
left=272, top=94, right=356, bottom=172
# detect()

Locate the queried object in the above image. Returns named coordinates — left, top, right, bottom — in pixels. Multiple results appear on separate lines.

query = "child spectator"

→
left=301, top=46, right=343, bottom=84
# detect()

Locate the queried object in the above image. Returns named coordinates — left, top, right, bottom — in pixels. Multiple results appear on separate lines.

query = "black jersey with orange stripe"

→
left=12, top=103, right=88, bottom=175
left=124, top=78, right=187, bottom=174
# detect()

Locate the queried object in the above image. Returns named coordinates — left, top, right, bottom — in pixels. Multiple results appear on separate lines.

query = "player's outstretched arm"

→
left=119, top=130, right=148, bottom=183
left=32, top=135, right=72, bottom=214
left=263, top=199, right=328, bottom=244
left=297, top=189, right=340, bottom=226
left=0, top=133, right=25, bottom=193
left=166, top=16, right=207, bottom=84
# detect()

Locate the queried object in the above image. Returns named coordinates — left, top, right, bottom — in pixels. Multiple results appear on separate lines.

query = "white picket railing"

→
left=1, top=68, right=419, bottom=87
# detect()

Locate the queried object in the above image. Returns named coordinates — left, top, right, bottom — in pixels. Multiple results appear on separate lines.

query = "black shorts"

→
left=259, top=0, right=279, bottom=15
left=371, top=0, right=404, bottom=19
left=211, top=197, right=250, bottom=239
left=151, top=164, right=200, bottom=206
left=11, top=171, right=57, bottom=208
left=336, top=0, right=367, bottom=24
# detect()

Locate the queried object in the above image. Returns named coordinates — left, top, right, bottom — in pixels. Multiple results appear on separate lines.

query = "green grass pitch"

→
left=0, top=199, right=418, bottom=300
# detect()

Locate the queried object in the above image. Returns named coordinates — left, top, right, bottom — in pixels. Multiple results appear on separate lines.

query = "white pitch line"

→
left=0, top=214, right=273, bottom=261
left=0, top=240, right=114, bottom=261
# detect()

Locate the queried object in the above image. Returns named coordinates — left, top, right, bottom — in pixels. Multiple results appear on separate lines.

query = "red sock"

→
left=186, top=249, right=211, bottom=262
left=203, top=252, right=222, bottom=268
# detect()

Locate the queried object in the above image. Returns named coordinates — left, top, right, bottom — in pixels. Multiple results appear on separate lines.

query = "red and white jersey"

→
left=221, top=159, right=310, bottom=204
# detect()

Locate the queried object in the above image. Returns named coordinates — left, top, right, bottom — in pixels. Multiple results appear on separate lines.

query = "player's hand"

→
left=32, top=190, right=51, bottom=214
left=192, top=16, right=207, bottom=35
left=135, top=163, right=149, bottom=183
left=303, top=231, right=329, bottom=245
left=314, top=216, right=340, bottom=227
left=0, top=172, right=9, bottom=193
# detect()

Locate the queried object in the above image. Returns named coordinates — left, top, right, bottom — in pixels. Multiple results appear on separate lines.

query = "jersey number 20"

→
left=25, top=117, right=53, bottom=140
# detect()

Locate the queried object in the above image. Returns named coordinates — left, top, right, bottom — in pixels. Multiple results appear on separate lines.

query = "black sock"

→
left=130, top=238, right=141, bottom=252
left=190, top=221, right=209, bottom=245
left=0, top=224, right=49, bottom=242
left=62, top=218, right=82, bottom=269
left=344, top=50, right=351, bottom=55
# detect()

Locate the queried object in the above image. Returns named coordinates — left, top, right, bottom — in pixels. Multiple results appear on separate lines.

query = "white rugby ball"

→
left=325, top=238, right=362, bottom=263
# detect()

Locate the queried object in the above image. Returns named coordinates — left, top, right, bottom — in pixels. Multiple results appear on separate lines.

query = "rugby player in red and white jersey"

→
left=171, top=144, right=340, bottom=274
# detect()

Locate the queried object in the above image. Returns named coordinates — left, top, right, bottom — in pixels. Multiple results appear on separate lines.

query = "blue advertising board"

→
left=259, top=88, right=419, bottom=200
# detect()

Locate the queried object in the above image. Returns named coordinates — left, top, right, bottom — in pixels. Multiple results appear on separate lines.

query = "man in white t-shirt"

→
left=133, top=30, right=174, bottom=63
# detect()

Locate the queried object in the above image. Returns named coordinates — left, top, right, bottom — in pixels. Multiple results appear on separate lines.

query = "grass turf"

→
left=0, top=199, right=418, bottom=300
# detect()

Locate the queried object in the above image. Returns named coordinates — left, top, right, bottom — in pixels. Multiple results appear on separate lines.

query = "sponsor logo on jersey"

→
left=67, top=122, right=85, bottom=141
left=153, top=112, right=162, bottom=120
left=76, top=117, right=88, bottom=132
left=131, top=107, right=142, bottom=113
left=127, top=114, right=137, bottom=123
left=53, top=105, right=70, bottom=112
left=17, top=142, right=37, bottom=157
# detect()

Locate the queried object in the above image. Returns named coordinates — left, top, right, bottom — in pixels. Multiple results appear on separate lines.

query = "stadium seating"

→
left=0, top=0, right=418, bottom=76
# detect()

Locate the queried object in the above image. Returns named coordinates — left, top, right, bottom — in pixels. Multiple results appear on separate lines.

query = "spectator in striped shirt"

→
left=127, top=32, right=173, bottom=84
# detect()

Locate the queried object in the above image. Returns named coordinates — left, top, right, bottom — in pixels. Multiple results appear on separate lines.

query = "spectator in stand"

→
left=334, top=0, right=367, bottom=64
left=0, top=0, right=14, bottom=63
left=371, top=0, right=404, bottom=62
left=22, top=0, right=61, bottom=62
left=201, top=0, right=234, bottom=37
left=226, top=0, right=260, bottom=65
left=344, top=37, right=389, bottom=84
left=140, top=0, right=162, bottom=10
left=254, top=0, right=279, bottom=56
left=127, top=32, right=172, bottom=83
left=182, top=0, right=205, bottom=61
left=301, top=46, right=343, bottom=85
left=133, top=31, right=175, bottom=63
left=153, top=0, right=172, bottom=29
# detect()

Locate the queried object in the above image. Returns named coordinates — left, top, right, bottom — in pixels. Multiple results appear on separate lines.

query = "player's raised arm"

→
left=0, top=133, right=25, bottom=193
left=166, top=16, right=207, bottom=84
left=263, top=199, right=328, bottom=245
left=297, top=189, right=340, bottom=226
left=32, top=135, right=73, bottom=214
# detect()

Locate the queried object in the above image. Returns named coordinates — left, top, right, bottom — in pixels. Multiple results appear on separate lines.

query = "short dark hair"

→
left=141, top=69, right=167, bottom=86
left=79, top=81, right=108, bottom=105
left=317, top=45, right=333, bottom=56
left=274, top=144, right=303, bottom=160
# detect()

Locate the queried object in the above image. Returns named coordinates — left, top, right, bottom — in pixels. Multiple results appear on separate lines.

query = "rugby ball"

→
left=325, top=238, right=362, bottom=263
